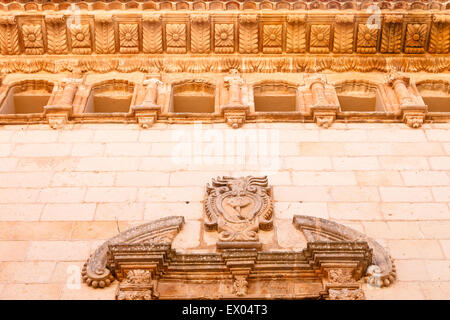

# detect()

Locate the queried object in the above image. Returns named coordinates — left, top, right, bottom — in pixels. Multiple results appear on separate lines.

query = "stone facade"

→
left=0, top=123, right=448, bottom=299
left=0, top=0, right=449, bottom=300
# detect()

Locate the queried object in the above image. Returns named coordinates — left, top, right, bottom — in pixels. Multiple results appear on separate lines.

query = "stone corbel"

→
left=132, top=78, right=163, bottom=129
left=387, top=72, right=427, bottom=128
left=304, top=75, right=339, bottom=128
left=116, top=269, right=159, bottom=300
left=44, top=77, right=82, bottom=129
left=322, top=268, right=365, bottom=300
left=223, top=70, right=249, bottom=128
left=222, top=249, right=258, bottom=297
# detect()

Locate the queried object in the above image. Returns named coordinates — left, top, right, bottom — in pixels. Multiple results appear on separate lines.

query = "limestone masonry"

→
left=0, top=0, right=449, bottom=300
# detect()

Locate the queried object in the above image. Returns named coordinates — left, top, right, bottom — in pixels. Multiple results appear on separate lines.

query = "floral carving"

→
left=119, top=24, right=139, bottom=53
left=166, top=24, right=187, bottom=53
left=328, top=288, right=365, bottom=300
left=310, top=25, right=331, bottom=53
left=215, top=24, right=234, bottom=53
left=405, top=24, right=427, bottom=53
left=233, top=276, right=248, bottom=297
left=357, top=24, right=379, bottom=53
left=69, top=24, right=91, bottom=54
left=263, top=25, right=282, bottom=53
left=22, top=24, right=44, bottom=55
left=328, top=268, right=354, bottom=283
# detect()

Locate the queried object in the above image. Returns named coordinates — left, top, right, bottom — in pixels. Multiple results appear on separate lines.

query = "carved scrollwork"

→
left=82, top=216, right=184, bottom=288
left=293, top=215, right=396, bottom=287
left=204, top=176, right=273, bottom=247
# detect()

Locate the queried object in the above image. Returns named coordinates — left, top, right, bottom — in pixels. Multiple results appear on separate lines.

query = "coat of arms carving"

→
left=204, top=176, right=273, bottom=248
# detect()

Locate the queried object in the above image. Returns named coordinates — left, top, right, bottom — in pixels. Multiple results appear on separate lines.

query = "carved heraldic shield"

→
left=204, top=176, right=273, bottom=248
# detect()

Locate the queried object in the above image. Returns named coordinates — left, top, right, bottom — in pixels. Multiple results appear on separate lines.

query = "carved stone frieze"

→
left=0, top=11, right=444, bottom=57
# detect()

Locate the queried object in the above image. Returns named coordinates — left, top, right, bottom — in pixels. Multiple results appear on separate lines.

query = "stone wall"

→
left=0, top=122, right=448, bottom=299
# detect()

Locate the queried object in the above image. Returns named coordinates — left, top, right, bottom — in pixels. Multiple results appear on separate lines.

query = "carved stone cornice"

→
left=1, top=1, right=448, bottom=12
left=0, top=11, right=448, bottom=57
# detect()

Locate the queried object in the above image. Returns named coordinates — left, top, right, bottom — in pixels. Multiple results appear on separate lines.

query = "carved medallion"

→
left=204, top=176, right=273, bottom=248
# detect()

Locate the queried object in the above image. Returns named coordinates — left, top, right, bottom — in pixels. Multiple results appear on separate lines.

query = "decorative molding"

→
left=0, top=12, right=445, bottom=57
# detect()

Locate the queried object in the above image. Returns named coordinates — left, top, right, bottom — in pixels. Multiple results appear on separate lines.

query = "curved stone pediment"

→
left=82, top=216, right=185, bottom=289
left=293, top=215, right=396, bottom=288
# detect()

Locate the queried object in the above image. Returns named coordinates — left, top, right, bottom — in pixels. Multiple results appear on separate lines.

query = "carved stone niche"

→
left=84, top=177, right=396, bottom=300
left=384, top=72, right=427, bottom=128
left=300, top=75, right=340, bottom=128
left=131, top=77, right=163, bottom=129
left=44, top=73, right=83, bottom=129
left=222, top=69, right=250, bottom=129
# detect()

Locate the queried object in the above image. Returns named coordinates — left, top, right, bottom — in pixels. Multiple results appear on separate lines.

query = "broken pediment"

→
left=83, top=176, right=396, bottom=300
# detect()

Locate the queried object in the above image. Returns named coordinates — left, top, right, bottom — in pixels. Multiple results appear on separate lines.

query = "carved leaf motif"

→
left=333, top=23, right=353, bottom=54
left=429, top=22, right=450, bottom=54
left=95, top=19, right=115, bottom=54
left=286, top=22, right=305, bottom=53
left=143, top=20, right=162, bottom=54
left=239, top=20, right=258, bottom=54
left=191, top=21, right=210, bottom=54
left=0, top=23, right=20, bottom=55
left=380, top=22, right=402, bottom=53
left=46, top=20, right=68, bottom=54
